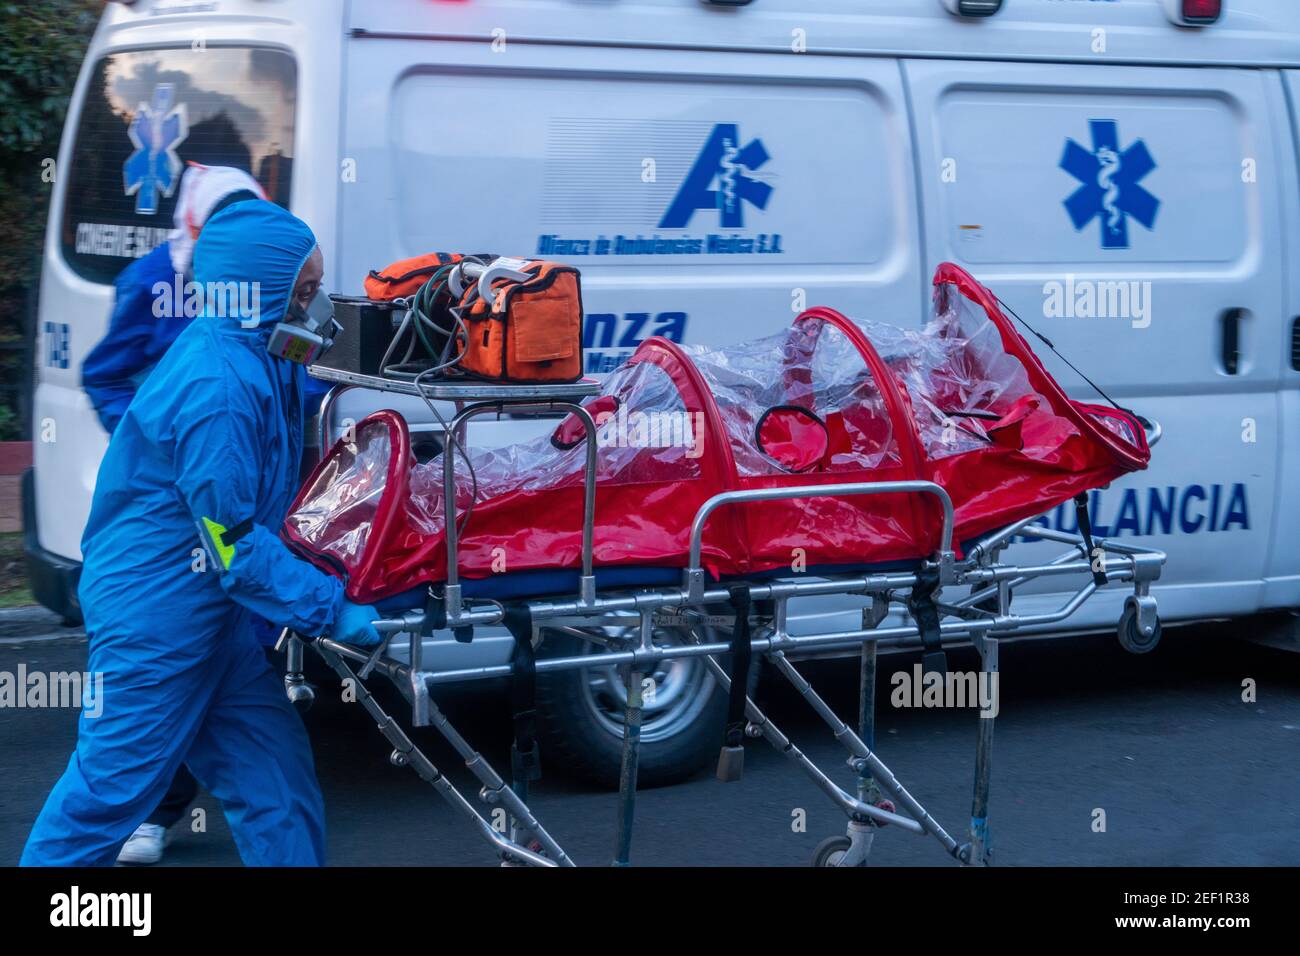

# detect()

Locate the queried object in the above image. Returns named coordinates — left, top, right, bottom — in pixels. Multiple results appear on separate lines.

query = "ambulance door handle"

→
left=1219, top=308, right=1245, bottom=376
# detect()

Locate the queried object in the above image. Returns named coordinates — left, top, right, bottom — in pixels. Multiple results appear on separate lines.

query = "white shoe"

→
left=116, top=823, right=168, bottom=865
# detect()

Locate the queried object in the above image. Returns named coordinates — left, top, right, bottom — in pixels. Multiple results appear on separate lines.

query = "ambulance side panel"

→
left=334, top=37, right=923, bottom=382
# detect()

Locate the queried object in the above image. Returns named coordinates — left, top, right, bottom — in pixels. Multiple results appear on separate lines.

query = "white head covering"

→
left=168, top=163, right=268, bottom=275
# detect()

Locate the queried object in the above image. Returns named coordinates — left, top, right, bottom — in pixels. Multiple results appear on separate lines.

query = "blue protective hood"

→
left=192, top=200, right=317, bottom=330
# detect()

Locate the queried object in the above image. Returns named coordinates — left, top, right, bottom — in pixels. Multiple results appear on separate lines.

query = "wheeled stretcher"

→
left=278, top=264, right=1168, bottom=866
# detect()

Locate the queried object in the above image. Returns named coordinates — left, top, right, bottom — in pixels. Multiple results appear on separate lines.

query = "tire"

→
left=1118, top=602, right=1161, bottom=654
left=535, top=622, right=754, bottom=789
left=811, top=835, right=852, bottom=868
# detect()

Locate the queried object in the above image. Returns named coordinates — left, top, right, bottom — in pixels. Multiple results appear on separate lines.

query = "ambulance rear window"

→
left=60, top=47, right=297, bottom=284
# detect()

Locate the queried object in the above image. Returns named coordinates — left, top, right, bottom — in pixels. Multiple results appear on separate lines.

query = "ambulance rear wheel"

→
left=536, top=624, right=755, bottom=790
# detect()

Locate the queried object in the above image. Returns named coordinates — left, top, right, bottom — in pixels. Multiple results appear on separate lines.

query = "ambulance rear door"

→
left=905, top=59, right=1288, bottom=625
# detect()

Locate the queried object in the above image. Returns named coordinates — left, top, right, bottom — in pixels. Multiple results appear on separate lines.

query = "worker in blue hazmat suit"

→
left=83, top=164, right=269, bottom=866
left=21, top=200, right=380, bottom=867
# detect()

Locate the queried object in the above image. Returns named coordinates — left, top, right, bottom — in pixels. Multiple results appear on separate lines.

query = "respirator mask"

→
left=267, top=290, right=342, bottom=365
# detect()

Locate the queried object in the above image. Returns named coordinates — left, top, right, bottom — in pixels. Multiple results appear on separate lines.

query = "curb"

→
left=0, top=604, right=84, bottom=642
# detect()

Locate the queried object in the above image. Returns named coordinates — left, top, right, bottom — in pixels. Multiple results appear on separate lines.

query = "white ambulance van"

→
left=26, top=0, right=1300, bottom=784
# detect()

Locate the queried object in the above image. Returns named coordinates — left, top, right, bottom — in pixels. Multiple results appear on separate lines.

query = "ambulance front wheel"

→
left=1118, top=598, right=1161, bottom=654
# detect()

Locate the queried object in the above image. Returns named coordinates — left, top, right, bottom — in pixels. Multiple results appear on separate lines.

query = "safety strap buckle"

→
left=1074, top=493, right=1109, bottom=588
left=511, top=739, right=542, bottom=783
left=717, top=585, right=753, bottom=783
left=503, top=604, right=541, bottom=785
left=908, top=569, right=947, bottom=676
left=422, top=588, right=473, bottom=643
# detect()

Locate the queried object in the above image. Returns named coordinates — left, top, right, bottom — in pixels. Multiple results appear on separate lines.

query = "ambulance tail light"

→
left=1164, top=0, right=1222, bottom=26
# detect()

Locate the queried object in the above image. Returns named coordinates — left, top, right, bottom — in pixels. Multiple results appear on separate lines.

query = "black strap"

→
left=219, top=517, right=255, bottom=548
left=1074, top=493, right=1109, bottom=587
left=994, top=294, right=1130, bottom=416
left=723, top=586, right=753, bottom=750
left=422, top=587, right=473, bottom=643
left=367, top=252, right=461, bottom=286
left=206, top=189, right=262, bottom=223
left=421, top=588, right=446, bottom=633
left=502, top=604, right=541, bottom=782
left=908, top=568, right=947, bottom=675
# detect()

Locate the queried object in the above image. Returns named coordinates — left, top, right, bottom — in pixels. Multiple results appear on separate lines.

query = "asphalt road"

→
left=2, top=612, right=1298, bottom=867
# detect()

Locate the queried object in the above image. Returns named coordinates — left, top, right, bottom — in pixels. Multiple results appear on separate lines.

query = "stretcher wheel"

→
left=285, top=679, right=315, bottom=713
left=811, top=835, right=853, bottom=868
left=1118, top=601, right=1161, bottom=655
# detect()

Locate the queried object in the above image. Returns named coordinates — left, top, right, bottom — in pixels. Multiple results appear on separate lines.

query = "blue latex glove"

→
left=331, top=599, right=383, bottom=647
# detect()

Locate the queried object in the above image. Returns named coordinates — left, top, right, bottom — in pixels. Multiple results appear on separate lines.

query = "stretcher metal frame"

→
left=286, top=374, right=1167, bottom=867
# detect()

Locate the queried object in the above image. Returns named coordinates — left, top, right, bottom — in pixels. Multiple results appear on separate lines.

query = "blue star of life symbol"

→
left=659, top=123, right=773, bottom=229
left=44, top=321, right=70, bottom=369
left=123, top=84, right=188, bottom=216
left=1060, top=120, right=1159, bottom=250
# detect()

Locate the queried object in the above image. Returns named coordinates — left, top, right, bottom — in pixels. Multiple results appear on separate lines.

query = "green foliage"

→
left=0, top=402, right=15, bottom=440
left=0, top=0, right=102, bottom=263
left=0, top=1, right=102, bottom=438
left=0, top=1, right=102, bottom=153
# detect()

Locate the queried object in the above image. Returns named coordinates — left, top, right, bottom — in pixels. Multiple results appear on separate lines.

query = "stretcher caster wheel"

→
left=811, top=835, right=853, bottom=867
left=1118, top=597, right=1161, bottom=655
left=957, top=842, right=993, bottom=866
left=285, top=678, right=315, bottom=713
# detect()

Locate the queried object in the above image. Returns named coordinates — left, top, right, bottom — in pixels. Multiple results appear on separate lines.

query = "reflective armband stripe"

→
left=196, top=516, right=255, bottom=571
